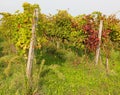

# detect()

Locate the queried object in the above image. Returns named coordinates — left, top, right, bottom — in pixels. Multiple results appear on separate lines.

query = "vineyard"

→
left=0, top=2, right=120, bottom=95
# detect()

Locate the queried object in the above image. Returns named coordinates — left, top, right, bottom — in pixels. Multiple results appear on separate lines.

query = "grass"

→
left=0, top=49, right=120, bottom=95
left=41, top=63, right=120, bottom=95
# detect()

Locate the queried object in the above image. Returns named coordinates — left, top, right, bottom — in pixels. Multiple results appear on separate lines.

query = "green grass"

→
left=0, top=49, right=120, bottom=95
left=41, top=63, right=120, bottom=95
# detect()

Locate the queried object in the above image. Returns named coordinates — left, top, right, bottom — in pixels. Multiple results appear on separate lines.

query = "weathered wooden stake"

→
left=95, top=20, right=103, bottom=65
left=106, top=57, right=109, bottom=73
left=26, top=8, right=39, bottom=80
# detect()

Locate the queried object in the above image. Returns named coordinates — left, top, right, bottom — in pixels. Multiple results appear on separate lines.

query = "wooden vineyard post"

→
left=26, top=8, right=39, bottom=80
left=95, top=20, right=103, bottom=65
left=106, top=57, right=109, bottom=73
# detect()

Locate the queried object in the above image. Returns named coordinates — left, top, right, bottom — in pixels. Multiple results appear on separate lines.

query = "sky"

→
left=0, top=0, right=120, bottom=17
